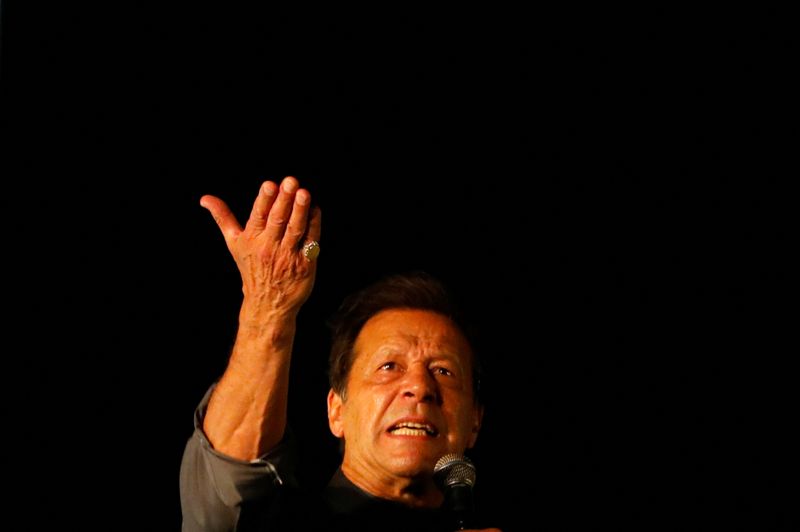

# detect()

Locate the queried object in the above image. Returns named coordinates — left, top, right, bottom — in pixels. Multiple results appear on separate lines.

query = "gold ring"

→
left=302, top=240, right=320, bottom=262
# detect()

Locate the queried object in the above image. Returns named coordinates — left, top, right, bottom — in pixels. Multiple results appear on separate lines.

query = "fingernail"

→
left=296, top=190, right=309, bottom=205
left=282, top=177, right=298, bottom=193
left=262, top=182, right=276, bottom=196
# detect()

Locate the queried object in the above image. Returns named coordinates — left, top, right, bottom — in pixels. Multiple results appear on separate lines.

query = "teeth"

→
left=398, top=422, right=430, bottom=429
left=390, top=422, right=436, bottom=436
left=392, top=428, right=431, bottom=436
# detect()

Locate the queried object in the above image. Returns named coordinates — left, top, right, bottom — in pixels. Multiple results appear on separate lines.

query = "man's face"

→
left=327, top=308, right=483, bottom=489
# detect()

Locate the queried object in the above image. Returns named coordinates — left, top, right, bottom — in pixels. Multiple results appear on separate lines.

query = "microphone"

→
left=433, top=453, right=477, bottom=530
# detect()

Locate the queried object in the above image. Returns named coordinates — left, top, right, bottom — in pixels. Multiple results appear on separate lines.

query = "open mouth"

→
left=388, top=421, right=439, bottom=437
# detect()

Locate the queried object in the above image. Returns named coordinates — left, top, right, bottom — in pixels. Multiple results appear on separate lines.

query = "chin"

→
left=386, top=450, right=439, bottom=478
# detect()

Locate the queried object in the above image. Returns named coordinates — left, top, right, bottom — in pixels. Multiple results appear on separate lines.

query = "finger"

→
left=298, top=207, right=322, bottom=263
left=199, top=195, right=243, bottom=250
left=306, top=204, right=321, bottom=244
left=245, top=180, right=278, bottom=233
left=263, top=176, right=299, bottom=242
left=281, top=188, right=313, bottom=249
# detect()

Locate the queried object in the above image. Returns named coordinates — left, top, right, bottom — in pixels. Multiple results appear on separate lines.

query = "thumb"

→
left=200, top=194, right=243, bottom=251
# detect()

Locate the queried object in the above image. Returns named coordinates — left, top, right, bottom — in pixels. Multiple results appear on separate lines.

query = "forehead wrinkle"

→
left=353, top=309, right=472, bottom=366
left=377, top=333, right=461, bottom=356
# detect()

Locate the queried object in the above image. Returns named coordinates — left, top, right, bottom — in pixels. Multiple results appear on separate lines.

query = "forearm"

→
left=198, top=176, right=320, bottom=462
left=203, top=304, right=298, bottom=461
left=181, top=383, right=298, bottom=532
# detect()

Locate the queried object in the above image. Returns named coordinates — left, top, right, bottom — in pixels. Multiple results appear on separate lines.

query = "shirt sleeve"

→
left=179, top=383, right=299, bottom=532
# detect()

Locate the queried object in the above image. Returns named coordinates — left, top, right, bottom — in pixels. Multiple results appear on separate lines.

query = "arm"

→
left=201, top=176, right=321, bottom=460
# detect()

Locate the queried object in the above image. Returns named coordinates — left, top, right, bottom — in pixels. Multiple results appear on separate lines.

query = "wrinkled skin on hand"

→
left=200, top=176, right=322, bottom=320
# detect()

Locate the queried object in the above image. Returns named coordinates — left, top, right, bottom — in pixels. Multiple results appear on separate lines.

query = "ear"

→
left=466, top=404, right=484, bottom=449
left=327, top=388, right=345, bottom=438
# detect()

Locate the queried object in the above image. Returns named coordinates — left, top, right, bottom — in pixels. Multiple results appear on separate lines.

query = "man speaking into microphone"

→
left=179, top=177, right=502, bottom=531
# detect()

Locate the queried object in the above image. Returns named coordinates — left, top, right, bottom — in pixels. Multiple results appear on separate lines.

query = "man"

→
left=180, top=176, right=501, bottom=531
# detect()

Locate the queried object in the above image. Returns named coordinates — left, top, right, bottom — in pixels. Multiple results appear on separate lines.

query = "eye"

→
left=379, top=362, right=398, bottom=371
left=433, top=366, right=453, bottom=377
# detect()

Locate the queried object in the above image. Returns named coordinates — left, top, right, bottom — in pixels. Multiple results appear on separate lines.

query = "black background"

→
left=2, top=5, right=794, bottom=531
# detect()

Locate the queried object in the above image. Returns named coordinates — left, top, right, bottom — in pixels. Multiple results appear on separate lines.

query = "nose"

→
left=401, top=365, right=441, bottom=405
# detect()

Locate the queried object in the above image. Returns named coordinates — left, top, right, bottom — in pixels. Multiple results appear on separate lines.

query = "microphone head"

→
left=433, top=453, right=476, bottom=490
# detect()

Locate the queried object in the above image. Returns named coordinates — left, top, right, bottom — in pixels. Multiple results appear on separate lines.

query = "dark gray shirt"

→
left=179, top=385, right=459, bottom=531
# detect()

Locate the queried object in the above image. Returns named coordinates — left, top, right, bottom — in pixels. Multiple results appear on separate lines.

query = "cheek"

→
left=344, top=388, right=393, bottom=433
left=445, top=396, right=479, bottom=440
left=456, top=412, right=475, bottom=439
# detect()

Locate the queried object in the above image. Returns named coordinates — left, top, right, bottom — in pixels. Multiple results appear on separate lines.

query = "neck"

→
left=341, top=462, right=444, bottom=509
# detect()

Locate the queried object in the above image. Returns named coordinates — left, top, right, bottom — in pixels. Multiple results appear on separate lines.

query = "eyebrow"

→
left=369, top=347, right=466, bottom=366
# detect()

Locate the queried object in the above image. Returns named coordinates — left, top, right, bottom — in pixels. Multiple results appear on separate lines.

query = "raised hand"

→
left=200, top=176, right=322, bottom=319
left=201, top=176, right=322, bottom=460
